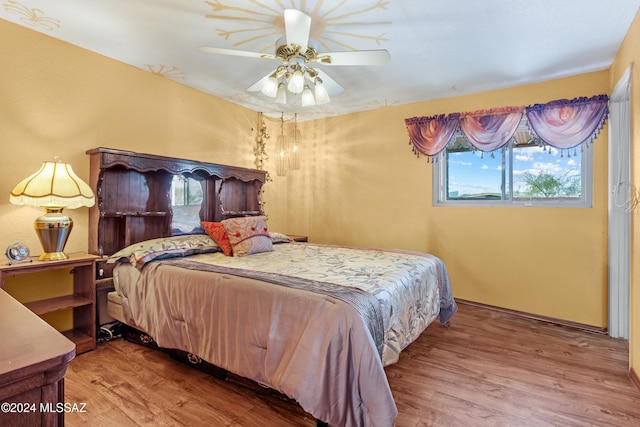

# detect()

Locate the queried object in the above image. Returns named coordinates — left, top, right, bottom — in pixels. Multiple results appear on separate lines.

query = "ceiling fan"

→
left=200, top=9, right=390, bottom=107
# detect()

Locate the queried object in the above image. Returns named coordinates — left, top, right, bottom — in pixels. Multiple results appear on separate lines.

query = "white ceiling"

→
left=2, top=0, right=639, bottom=121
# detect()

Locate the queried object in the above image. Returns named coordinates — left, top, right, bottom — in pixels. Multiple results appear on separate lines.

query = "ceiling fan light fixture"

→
left=313, top=78, right=330, bottom=105
left=287, top=72, right=305, bottom=94
left=275, top=82, right=287, bottom=104
left=301, top=84, right=315, bottom=107
left=261, top=73, right=279, bottom=97
left=287, top=64, right=305, bottom=94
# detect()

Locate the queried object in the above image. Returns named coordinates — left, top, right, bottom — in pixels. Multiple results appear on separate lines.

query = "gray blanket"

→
left=162, top=257, right=386, bottom=359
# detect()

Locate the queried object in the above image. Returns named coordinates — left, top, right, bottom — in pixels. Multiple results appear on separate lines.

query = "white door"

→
left=608, top=65, right=631, bottom=339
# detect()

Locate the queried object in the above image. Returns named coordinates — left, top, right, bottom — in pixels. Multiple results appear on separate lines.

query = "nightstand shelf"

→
left=0, top=252, right=98, bottom=354
left=96, top=277, right=115, bottom=292
left=61, top=329, right=95, bottom=353
left=24, top=294, right=93, bottom=315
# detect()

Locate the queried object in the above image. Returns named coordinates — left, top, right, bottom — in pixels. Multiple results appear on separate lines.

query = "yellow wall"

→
left=266, top=72, right=610, bottom=329
left=610, top=9, right=640, bottom=381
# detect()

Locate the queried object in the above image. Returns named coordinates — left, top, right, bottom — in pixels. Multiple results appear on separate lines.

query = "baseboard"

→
left=456, top=299, right=607, bottom=335
left=631, top=367, right=640, bottom=392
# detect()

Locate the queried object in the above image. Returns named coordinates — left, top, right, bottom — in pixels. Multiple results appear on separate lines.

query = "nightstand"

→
left=0, top=252, right=98, bottom=354
left=288, top=235, right=308, bottom=242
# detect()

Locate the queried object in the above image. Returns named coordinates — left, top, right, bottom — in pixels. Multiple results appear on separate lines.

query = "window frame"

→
left=432, top=140, right=593, bottom=208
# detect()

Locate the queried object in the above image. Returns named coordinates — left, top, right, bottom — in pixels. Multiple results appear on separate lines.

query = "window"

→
left=406, top=95, right=608, bottom=208
left=433, top=124, right=592, bottom=207
left=171, top=175, right=204, bottom=233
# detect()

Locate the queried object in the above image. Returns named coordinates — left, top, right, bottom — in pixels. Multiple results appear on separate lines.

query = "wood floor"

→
left=63, top=302, right=640, bottom=426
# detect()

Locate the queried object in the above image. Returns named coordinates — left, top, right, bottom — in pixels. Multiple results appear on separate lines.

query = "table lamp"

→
left=9, top=160, right=95, bottom=261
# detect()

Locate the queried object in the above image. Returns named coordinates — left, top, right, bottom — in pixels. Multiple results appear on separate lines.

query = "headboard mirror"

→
left=171, top=175, right=204, bottom=234
left=86, top=147, right=266, bottom=257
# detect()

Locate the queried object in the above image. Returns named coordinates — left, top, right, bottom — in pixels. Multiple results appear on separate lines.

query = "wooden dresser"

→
left=0, top=290, right=75, bottom=427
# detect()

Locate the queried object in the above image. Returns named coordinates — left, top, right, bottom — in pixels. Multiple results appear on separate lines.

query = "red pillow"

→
left=201, top=221, right=233, bottom=256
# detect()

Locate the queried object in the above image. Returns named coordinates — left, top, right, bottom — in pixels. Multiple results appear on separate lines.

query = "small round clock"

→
left=6, top=242, right=30, bottom=263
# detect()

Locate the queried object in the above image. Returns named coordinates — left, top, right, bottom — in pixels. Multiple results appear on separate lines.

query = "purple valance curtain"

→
left=405, top=113, right=460, bottom=157
left=459, top=106, right=524, bottom=152
left=525, top=95, right=609, bottom=149
left=405, top=94, right=609, bottom=159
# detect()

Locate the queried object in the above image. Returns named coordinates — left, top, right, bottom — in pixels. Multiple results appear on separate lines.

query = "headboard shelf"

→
left=221, top=210, right=262, bottom=218
left=87, top=147, right=266, bottom=256
left=100, top=211, right=169, bottom=217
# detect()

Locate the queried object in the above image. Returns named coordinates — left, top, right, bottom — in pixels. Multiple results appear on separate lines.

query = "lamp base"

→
left=38, top=251, right=69, bottom=262
left=34, top=207, right=73, bottom=261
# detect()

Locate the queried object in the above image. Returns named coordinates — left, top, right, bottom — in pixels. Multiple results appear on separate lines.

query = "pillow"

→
left=106, top=234, right=220, bottom=268
left=201, top=221, right=233, bottom=256
left=222, top=216, right=273, bottom=256
left=269, top=231, right=293, bottom=244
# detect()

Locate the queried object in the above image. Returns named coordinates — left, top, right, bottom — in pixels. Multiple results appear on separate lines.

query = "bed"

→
left=87, top=148, right=457, bottom=427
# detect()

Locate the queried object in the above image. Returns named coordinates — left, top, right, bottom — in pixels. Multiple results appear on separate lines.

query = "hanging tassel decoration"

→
left=276, top=113, right=288, bottom=176
left=289, top=113, right=302, bottom=170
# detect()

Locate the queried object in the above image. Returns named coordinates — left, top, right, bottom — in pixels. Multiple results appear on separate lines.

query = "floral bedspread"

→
left=183, top=242, right=456, bottom=366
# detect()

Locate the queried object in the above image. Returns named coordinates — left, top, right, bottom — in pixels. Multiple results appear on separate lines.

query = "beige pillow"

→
left=222, top=216, right=273, bottom=256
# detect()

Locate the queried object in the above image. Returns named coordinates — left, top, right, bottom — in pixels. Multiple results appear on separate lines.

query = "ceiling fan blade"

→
left=316, top=49, right=391, bottom=66
left=314, top=69, right=345, bottom=96
left=284, top=9, right=311, bottom=52
left=246, top=72, right=272, bottom=92
left=200, top=46, right=276, bottom=60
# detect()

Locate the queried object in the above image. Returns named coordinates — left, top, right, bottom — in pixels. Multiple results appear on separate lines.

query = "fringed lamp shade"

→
left=9, top=161, right=95, bottom=261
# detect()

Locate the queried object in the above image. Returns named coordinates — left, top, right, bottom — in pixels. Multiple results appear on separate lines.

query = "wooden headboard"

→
left=86, top=147, right=266, bottom=257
